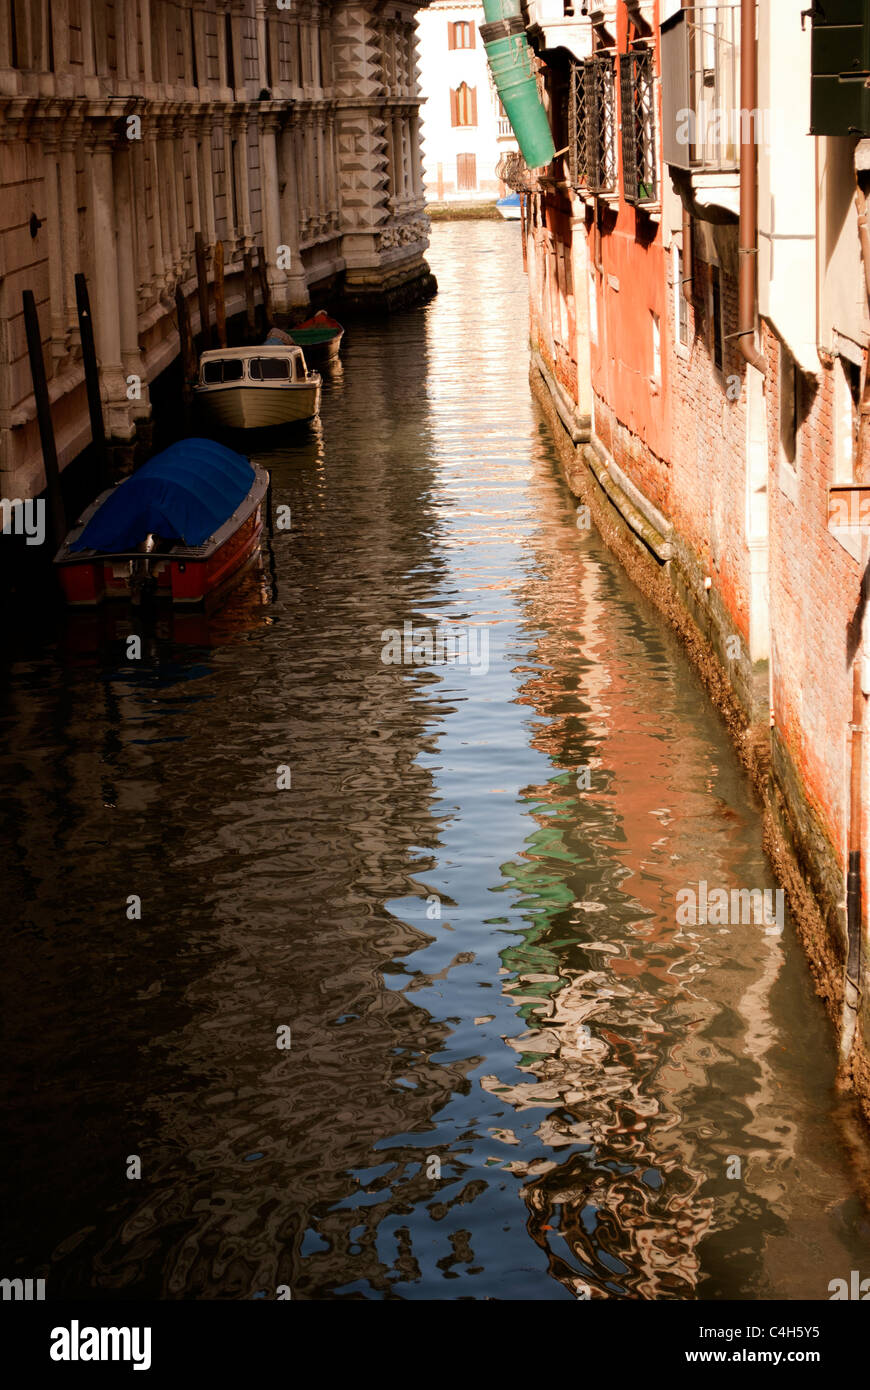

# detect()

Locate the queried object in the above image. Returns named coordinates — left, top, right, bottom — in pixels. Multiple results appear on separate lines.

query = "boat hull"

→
left=56, top=467, right=269, bottom=607
left=288, top=329, right=343, bottom=365
left=194, top=379, right=321, bottom=429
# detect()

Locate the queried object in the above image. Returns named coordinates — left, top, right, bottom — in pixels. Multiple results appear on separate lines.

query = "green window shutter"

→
left=620, top=53, right=639, bottom=203
left=810, top=0, right=870, bottom=136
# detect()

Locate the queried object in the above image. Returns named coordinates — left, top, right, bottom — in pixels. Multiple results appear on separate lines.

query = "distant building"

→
left=416, top=1, right=517, bottom=203
left=0, top=0, right=435, bottom=501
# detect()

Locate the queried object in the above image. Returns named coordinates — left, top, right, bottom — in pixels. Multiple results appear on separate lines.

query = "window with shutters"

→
left=457, top=152, right=477, bottom=191
left=619, top=45, right=657, bottom=205
left=810, top=0, right=870, bottom=136
left=451, top=82, right=478, bottom=127
left=448, top=20, right=475, bottom=50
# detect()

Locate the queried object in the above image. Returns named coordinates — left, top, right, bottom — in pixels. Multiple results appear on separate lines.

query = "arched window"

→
left=448, top=20, right=475, bottom=50
left=450, top=82, right=477, bottom=127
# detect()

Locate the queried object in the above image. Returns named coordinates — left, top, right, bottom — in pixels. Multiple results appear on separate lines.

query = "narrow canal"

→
left=4, top=222, right=870, bottom=1301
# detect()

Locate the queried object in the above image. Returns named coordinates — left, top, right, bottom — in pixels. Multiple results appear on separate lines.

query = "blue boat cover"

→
left=70, top=439, right=254, bottom=553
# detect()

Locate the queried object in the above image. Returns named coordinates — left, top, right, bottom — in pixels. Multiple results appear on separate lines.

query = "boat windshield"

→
left=202, top=359, right=245, bottom=384
left=249, top=357, right=292, bottom=381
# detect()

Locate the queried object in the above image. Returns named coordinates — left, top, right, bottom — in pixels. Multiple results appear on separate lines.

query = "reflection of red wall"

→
left=589, top=1, right=671, bottom=513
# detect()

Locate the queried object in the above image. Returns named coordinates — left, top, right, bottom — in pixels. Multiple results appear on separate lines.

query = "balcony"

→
left=661, top=4, right=740, bottom=173
left=524, top=0, right=594, bottom=63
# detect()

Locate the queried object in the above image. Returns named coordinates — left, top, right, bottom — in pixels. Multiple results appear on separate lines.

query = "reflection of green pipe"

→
left=481, top=1, right=555, bottom=169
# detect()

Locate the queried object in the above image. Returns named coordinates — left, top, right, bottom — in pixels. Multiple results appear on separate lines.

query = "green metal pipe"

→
left=480, top=2, right=555, bottom=169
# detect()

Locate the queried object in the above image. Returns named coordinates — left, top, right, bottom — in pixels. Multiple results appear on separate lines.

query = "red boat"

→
left=54, top=438, right=269, bottom=606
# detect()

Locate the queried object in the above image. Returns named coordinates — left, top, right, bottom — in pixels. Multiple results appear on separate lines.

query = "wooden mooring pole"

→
left=256, top=245, right=271, bottom=332
left=22, top=290, right=66, bottom=550
left=74, top=272, right=108, bottom=489
left=243, top=248, right=257, bottom=340
left=194, top=232, right=211, bottom=349
left=175, top=285, right=196, bottom=407
left=213, top=238, right=227, bottom=348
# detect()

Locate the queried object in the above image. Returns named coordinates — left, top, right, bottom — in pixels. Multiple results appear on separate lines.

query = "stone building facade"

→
left=516, top=0, right=870, bottom=1120
left=0, top=0, right=434, bottom=501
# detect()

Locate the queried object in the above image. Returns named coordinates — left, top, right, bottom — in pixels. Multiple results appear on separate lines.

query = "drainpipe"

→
left=679, top=0, right=692, bottom=303
left=737, top=0, right=767, bottom=374
left=844, top=148, right=870, bottom=1059
left=844, top=638, right=865, bottom=1062
left=852, top=157, right=870, bottom=481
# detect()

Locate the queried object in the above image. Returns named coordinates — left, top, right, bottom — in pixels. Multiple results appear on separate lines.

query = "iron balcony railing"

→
left=660, top=3, right=741, bottom=172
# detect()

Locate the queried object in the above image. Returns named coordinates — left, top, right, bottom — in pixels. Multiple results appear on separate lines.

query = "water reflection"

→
left=1, top=224, right=870, bottom=1300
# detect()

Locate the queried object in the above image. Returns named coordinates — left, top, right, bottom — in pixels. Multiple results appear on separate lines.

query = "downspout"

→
left=844, top=146, right=870, bottom=1060
left=852, top=152, right=870, bottom=479
left=844, top=636, right=865, bottom=1062
left=679, top=0, right=692, bottom=304
left=737, top=0, right=767, bottom=374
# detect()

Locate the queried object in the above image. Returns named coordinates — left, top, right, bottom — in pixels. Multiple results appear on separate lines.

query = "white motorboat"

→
left=194, top=344, right=321, bottom=429
left=496, top=193, right=522, bottom=221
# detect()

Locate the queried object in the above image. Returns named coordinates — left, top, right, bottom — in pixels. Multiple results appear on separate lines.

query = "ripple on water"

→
left=1, top=223, right=870, bottom=1300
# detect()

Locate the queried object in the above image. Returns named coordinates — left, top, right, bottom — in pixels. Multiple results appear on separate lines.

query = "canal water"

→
left=3, top=221, right=870, bottom=1301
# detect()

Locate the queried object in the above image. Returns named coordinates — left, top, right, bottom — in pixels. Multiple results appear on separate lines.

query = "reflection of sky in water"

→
left=2, top=224, right=870, bottom=1301
left=368, top=226, right=870, bottom=1300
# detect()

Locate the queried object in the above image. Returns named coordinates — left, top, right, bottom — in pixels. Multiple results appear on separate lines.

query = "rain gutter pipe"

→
left=680, top=2, right=693, bottom=303
left=737, top=0, right=767, bottom=373
left=844, top=144, right=870, bottom=1060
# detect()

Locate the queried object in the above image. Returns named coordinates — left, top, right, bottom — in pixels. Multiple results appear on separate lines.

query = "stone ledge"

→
left=340, top=264, right=437, bottom=312
left=581, top=443, right=672, bottom=565
left=530, top=347, right=590, bottom=445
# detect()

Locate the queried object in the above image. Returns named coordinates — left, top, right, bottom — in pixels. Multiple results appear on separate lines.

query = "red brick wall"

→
left=662, top=236, right=752, bottom=645
left=766, top=332, right=858, bottom=852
